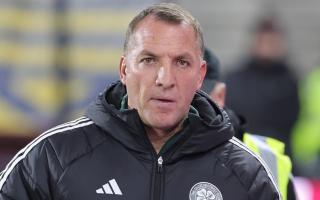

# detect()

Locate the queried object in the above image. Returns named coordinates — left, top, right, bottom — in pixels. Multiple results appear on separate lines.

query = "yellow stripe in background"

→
left=0, top=100, right=36, bottom=135
left=0, top=41, right=55, bottom=68
left=0, top=8, right=136, bottom=33
left=66, top=10, right=135, bottom=33
left=0, top=9, right=56, bottom=32
left=0, top=41, right=121, bottom=71
left=67, top=46, right=122, bottom=70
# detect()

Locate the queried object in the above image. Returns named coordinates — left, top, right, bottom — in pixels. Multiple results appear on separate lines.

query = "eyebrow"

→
left=176, top=53, right=192, bottom=60
left=139, top=50, right=193, bottom=60
left=139, top=50, right=157, bottom=57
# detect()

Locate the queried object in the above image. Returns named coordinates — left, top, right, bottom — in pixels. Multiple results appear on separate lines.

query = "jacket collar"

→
left=85, top=81, right=234, bottom=162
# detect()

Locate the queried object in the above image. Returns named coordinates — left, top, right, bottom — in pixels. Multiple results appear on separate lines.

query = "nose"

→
left=155, top=65, right=175, bottom=89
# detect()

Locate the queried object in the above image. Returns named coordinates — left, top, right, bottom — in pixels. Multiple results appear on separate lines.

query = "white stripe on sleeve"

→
left=229, top=137, right=282, bottom=199
left=0, top=117, right=94, bottom=190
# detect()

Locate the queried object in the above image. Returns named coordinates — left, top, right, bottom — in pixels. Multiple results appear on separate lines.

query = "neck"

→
left=145, top=123, right=183, bottom=154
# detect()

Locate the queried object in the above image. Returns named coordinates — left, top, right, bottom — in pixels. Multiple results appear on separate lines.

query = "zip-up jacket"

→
left=0, top=81, right=281, bottom=200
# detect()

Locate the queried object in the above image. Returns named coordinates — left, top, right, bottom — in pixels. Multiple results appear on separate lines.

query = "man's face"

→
left=254, top=31, right=285, bottom=60
left=120, top=16, right=206, bottom=133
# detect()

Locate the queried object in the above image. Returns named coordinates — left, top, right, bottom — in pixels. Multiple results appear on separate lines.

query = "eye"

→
left=177, top=59, right=189, bottom=67
left=141, top=57, right=156, bottom=64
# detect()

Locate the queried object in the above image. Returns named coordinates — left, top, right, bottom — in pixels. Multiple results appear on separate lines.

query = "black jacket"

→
left=0, top=81, right=280, bottom=200
left=226, top=108, right=296, bottom=200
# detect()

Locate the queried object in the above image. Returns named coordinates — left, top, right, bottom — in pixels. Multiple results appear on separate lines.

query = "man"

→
left=0, top=3, right=280, bottom=199
left=202, top=47, right=296, bottom=200
left=223, top=17, right=300, bottom=158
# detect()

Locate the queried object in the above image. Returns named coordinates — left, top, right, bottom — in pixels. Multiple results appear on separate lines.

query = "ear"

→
left=197, top=60, right=207, bottom=90
left=210, top=82, right=226, bottom=108
left=119, top=56, right=127, bottom=85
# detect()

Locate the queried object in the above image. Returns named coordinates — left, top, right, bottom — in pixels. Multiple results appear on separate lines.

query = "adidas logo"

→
left=96, top=179, right=123, bottom=195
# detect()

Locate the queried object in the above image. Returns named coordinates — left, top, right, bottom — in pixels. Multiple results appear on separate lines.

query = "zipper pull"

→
left=157, top=156, right=164, bottom=173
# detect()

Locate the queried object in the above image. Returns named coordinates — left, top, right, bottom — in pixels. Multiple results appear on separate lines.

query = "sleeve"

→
left=0, top=139, right=63, bottom=200
left=248, top=165, right=282, bottom=200
left=249, top=162, right=282, bottom=200
left=230, top=137, right=282, bottom=199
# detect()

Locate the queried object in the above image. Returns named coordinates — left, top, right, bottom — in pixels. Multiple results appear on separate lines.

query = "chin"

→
left=143, top=110, right=185, bottom=131
left=150, top=117, right=183, bottom=132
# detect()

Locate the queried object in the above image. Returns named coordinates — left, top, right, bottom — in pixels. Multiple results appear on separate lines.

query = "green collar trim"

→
left=120, top=94, right=129, bottom=111
left=120, top=93, right=199, bottom=116
left=119, top=93, right=199, bottom=155
left=189, top=104, right=199, bottom=117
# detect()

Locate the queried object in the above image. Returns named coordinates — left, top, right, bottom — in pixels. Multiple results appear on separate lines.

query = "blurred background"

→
left=0, top=0, right=319, bottom=198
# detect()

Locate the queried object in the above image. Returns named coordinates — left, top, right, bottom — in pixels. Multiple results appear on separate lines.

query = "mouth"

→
left=150, top=97, right=176, bottom=108
left=154, top=98, right=175, bottom=103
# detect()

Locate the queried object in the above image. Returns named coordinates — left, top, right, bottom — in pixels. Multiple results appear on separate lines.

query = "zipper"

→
left=153, top=155, right=164, bottom=200
left=157, top=156, right=163, bottom=173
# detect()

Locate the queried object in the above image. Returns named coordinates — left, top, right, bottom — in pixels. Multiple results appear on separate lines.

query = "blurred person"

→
left=0, top=3, right=281, bottom=199
left=224, top=16, right=300, bottom=158
left=291, top=66, right=320, bottom=178
left=203, top=47, right=296, bottom=200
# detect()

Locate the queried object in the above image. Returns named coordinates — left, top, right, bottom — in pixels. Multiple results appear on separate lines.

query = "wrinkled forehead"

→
left=128, top=16, right=202, bottom=57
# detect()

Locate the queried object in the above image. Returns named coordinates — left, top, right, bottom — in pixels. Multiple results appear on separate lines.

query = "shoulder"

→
left=45, top=117, right=106, bottom=168
left=217, top=137, right=281, bottom=198
left=0, top=117, right=104, bottom=188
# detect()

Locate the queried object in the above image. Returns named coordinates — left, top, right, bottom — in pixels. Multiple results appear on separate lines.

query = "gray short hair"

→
left=123, top=3, right=204, bottom=56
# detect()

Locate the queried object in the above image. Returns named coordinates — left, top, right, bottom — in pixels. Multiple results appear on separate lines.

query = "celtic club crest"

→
left=189, top=182, right=223, bottom=200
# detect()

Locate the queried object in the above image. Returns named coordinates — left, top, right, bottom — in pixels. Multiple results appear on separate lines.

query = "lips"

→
left=154, top=98, right=175, bottom=103
left=150, top=97, right=176, bottom=108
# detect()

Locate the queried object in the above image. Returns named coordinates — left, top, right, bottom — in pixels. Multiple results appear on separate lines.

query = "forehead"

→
left=129, top=16, right=201, bottom=55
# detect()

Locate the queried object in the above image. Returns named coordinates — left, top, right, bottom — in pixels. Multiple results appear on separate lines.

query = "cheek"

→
left=180, top=75, right=201, bottom=102
left=126, top=71, right=154, bottom=103
left=179, top=79, right=198, bottom=101
left=125, top=73, right=141, bottom=103
left=182, top=73, right=202, bottom=90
